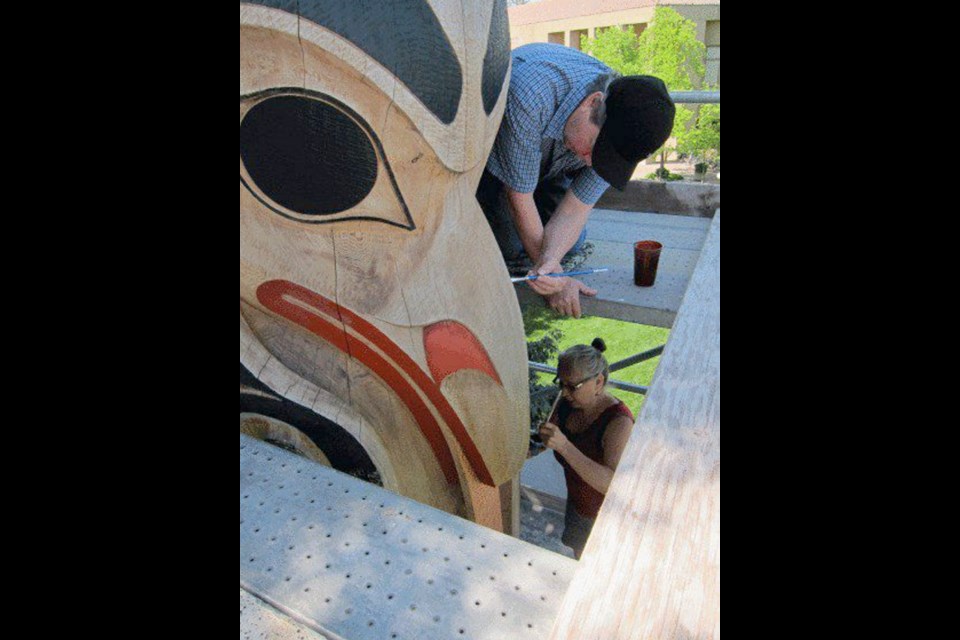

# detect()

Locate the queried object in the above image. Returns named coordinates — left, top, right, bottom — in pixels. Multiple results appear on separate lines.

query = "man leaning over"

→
left=477, top=43, right=676, bottom=318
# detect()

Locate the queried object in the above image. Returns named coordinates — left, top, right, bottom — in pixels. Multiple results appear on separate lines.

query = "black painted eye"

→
left=239, top=89, right=414, bottom=230
left=240, top=95, right=376, bottom=216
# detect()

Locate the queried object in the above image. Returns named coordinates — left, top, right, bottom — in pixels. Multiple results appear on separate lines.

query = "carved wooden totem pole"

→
left=239, top=0, right=528, bottom=532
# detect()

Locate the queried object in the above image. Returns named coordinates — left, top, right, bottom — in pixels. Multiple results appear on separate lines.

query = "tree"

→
left=581, top=26, right=645, bottom=75
left=584, top=8, right=708, bottom=175
left=679, top=102, right=720, bottom=170
left=635, top=8, right=705, bottom=95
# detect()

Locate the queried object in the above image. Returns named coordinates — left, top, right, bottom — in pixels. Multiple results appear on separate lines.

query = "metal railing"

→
left=530, top=344, right=664, bottom=398
left=670, top=91, right=721, bottom=104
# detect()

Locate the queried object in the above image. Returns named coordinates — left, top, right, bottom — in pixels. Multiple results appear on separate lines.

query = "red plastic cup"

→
left=634, top=241, right=663, bottom=287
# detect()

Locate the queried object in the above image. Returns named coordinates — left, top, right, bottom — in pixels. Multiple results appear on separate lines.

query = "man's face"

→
left=564, top=95, right=603, bottom=166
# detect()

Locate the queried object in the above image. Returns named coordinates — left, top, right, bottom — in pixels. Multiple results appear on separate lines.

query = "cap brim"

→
left=592, top=125, right=637, bottom=191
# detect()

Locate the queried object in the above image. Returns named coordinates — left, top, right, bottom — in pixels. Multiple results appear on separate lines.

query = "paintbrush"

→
left=511, top=267, right=610, bottom=284
left=531, top=388, right=565, bottom=448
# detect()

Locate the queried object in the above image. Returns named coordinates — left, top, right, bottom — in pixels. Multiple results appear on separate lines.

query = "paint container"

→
left=634, top=241, right=663, bottom=287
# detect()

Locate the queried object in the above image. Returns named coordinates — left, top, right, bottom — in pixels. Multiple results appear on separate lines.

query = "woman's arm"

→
left=540, top=416, right=634, bottom=495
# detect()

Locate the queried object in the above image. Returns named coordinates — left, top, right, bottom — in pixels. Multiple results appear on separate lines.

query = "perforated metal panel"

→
left=240, top=435, right=577, bottom=640
left=241, top=589, right=336, bottom=640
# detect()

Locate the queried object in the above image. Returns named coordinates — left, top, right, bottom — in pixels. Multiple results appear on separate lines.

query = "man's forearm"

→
left=505, top=190, right=544, bottom=263
left=539, top=192, right=592, bottom=268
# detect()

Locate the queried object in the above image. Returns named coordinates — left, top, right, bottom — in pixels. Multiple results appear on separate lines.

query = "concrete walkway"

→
left=516, top=210, right=713, bottom=327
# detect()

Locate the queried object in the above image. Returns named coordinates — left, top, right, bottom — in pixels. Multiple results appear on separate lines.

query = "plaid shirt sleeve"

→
left=571, top=168, right=610, bottom=205
left=485, top=83, right=546, bottom=194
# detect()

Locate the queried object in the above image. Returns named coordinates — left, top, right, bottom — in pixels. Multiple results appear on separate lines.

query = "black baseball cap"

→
left=593, top=76, right=677, bottom=191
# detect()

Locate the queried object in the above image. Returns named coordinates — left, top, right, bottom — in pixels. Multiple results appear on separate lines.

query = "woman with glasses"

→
left=539, top=338, right=635, bottom=559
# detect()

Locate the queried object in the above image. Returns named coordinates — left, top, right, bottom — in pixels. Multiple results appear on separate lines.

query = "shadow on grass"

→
left=521, top=304, right=558, bottom=335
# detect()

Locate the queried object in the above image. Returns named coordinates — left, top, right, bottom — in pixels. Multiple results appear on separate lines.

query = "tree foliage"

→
left=634, top=8, right=705, bottom=93
left=679, top=102, right=721, bottom=167
left=582, top=26, right=646, bottom=76
left=527, top=330, right=562, bottom=436
left=583, top=8, right=713, bottom=171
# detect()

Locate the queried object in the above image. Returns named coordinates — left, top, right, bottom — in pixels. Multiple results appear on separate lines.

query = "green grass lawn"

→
left=523, top=305, right=670, bottom=418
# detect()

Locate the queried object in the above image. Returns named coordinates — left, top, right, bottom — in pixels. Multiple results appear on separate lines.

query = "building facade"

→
left=508, top=0, right=721, bottom=86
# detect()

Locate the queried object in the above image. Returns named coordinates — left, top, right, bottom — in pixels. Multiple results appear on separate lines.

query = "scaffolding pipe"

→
left=609, top=346, right=666, bottom=373
left=528, top=362, right=649, bottom=396
left=670, top=91, right=721, bottom=104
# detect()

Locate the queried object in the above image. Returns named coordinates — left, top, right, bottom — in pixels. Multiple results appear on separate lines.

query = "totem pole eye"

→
left=239, top=90, right=414, bottom=230
left=240, top=94, right=377, bottom=215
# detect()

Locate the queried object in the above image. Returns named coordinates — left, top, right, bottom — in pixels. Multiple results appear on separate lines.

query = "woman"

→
left=539, top=339, right=635, bottom=559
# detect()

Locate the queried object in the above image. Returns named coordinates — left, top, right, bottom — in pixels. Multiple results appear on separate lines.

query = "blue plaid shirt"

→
left=486, top=44, right=616, bottom=205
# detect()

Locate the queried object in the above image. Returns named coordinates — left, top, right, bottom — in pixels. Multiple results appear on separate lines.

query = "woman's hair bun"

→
left=591, top=338, right=607, bottom=353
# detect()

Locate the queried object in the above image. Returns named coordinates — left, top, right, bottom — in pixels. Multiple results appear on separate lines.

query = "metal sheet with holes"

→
left=241, top=588, right=338, bottom=640
left=240, top=435, right=578, bottom=640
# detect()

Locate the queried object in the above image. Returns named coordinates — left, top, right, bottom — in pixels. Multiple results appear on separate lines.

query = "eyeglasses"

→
left=553, top=374, right=597, bottom=393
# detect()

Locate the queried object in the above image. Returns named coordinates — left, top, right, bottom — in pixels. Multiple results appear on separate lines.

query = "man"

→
left=477, top=43, right=676, bottom=318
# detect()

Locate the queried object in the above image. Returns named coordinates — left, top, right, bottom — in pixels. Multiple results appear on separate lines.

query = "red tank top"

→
left=552, top=400, right=634, bottom=518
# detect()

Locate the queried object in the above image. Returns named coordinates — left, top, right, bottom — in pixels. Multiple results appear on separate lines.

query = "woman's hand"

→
left=539, top=422, right=570, bottom=455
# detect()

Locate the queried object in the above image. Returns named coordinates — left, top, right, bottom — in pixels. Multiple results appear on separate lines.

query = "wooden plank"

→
left=549, top=212, right=721, bottom=640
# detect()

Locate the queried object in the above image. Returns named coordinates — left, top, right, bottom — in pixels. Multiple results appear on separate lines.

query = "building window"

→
left=706, top=22, right=720, bottom=86
left=570, top=29, right=588, bottom=50
left=707, top=49, right=721, bottom=86
left=706, top=21, right=721, bottom=47
left=548, top=32, right=564, bottom=45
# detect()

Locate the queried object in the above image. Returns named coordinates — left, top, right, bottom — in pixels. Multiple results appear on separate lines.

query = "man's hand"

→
left=527, top=258, right=565, bottom=296
left=547, top=278, right=598, bottom=319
